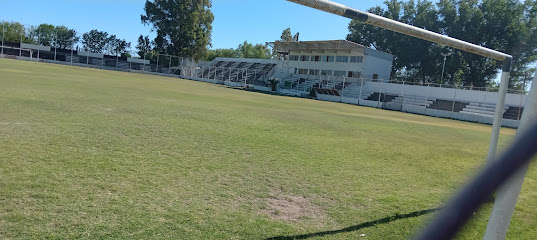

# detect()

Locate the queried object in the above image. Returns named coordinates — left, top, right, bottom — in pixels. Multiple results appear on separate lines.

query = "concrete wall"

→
left=362, top=55, right=392, bottom=80
left=363, top=81, right=527, bottom=107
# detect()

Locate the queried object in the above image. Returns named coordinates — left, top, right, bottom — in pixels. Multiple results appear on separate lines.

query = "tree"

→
left=106, top=35, right=131, bottom=56
left=54, top=26, right=79, bottom=49
left=0, top=21, right=26, bottom=43
left=135, top=35, right=153, bottom=58
left=206, top=48, right=239, bottom=61
left=237, top=41, right=272, bottom=59
left=35, top=24, right=56, bottom=46
left=347, top=0, right=537, bottom=87
left=280, top=28, right=299, bottom=42
left=82, top=29, right=109, bottom=53
left=141, top=0, right=214, bottom=60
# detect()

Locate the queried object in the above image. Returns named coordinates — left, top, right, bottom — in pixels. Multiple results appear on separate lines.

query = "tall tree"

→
left=35, top=24, right=56, bottom=46
left=141, top=0, right=214, bottom=60
left=54, top=26, right=79, bottom=49
left=280, top=28, right=299, bottom=42
left=135, top=35, right=153, bottom=58
left=82, top=29, right=109, bottom=53
left=106, top=35, right=131, bottom=56
left=347, top=0, right=537, bottom=87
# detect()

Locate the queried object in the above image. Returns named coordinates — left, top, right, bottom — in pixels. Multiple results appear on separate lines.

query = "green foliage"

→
left=141, top=0, right=214, bottom=60
left=347, top=0, right=537, bottom=87
left=107, top=35, right=131, bottom=56
left=82, top=30, right=130, bottom=55
left=82, top=30, right=109, bottom=53
left=0, top=22, right=79, bottom=49
left=0, top=21, right=25, bottom=42
left=280, top=27, right=299, bottom=42
left=206, top=48, right=239, bottom=61
left=237, top=41, right=272, bottom=59
left=205, top=41, right=272, bottom=61
left=136, top=35, right=153, bottom=58
left=54, top=26, right=79, bottom=49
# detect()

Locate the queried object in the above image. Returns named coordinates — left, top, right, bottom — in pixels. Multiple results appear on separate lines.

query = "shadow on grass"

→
left=265, top=207, right=441, bottom=240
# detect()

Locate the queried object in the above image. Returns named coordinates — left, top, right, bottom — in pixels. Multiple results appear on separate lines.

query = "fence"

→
left=0, top=22, right=196, bottom=77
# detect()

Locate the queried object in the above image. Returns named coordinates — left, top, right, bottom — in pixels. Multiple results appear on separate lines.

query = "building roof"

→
left=269, top=40, right=394, bottom=61
left=269, top=40, right=366, bottom=52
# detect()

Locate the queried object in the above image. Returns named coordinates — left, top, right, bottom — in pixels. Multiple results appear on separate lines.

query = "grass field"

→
left=0, top=58, right=535, bottom=239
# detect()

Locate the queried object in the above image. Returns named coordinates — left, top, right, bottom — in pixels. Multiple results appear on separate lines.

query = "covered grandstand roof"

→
left=269, top=40, right=366, bottom=52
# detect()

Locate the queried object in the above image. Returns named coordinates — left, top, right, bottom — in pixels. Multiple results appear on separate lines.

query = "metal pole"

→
left=156, top=53, right=159, bottom=73
left=169, top=55, right=172, bottom=74
left=484, top=71, right=537, bottom=240
left=37, top=28, right=40, bottom=61
left=358, top=78, right=364, bottom=105
left=485, top=59, right=512, bottom=164
left=143, top=52, right=146, bottom=72
left=1, top=23, right=5, bottom=57
left=517, top=84, right=524, bottom=120
left=425, top=83, right=430, bottom=114
left=441, top=56, right=447, bottom=83
left=70, top=47, right=73, bottom=65
left=54, top=28, right=57, bottom=61
left=451, top=85, right=458, bottom=115
left=19, top=31, right=22, bottom=57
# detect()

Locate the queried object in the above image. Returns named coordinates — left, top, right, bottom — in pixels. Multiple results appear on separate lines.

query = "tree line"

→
left=1, top=21, right=132, bottom=57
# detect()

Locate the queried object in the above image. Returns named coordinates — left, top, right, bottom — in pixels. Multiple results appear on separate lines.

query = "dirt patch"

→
left=261, top=191, right=325, bottom=222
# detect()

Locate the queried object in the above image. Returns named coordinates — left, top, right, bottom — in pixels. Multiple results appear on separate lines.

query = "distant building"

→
left=271, top=40, right=393, bottom=82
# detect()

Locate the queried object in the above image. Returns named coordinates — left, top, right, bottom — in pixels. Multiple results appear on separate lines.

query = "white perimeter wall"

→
left=364, top=81, right=527, bottom=107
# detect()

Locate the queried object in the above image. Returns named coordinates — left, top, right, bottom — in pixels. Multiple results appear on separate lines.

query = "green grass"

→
left=0, top=58, right=535, bottom=239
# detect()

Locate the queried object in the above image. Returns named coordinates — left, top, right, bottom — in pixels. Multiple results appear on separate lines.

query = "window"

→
left=309, top=69, right=319, bottom=75
left=300, top=55, right=310, bottom=61
left=311, top=55, right=321, bottom=62
left=334, top=71, right=346, bottom=77
left=298, top=68, right=308, bottom=75
left=289, top=55, right=299, bottom=61
left=322, top=56, right=335, bottom=62
left=348, top=71, right=362, bottom=78
left=321, top=70, right=333, bottom=76
left=350, top=56, right=364, bottom=63
left=336, top=56, right=349, bottom=62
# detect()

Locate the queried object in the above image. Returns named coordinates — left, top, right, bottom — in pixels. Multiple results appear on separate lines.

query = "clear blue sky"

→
left=0, top=0, right=387, bottom=50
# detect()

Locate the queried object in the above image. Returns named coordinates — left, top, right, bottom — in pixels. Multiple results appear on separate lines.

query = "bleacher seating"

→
left=503, top=106, right=524, bottom=120
left=313, top=87, right=340, bottom=96
left=198, top=60, right=276, bottom=83
left=460, top=103, right=507, bottom=117
left=365, top=92, right=398, bottom=103
left=390, top=95, right=434, bottom=108
left=427, top=99, right=468, bottom=112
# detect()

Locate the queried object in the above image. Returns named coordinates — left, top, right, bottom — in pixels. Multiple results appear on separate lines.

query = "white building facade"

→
left=272, top=40, right=394, bottom=83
